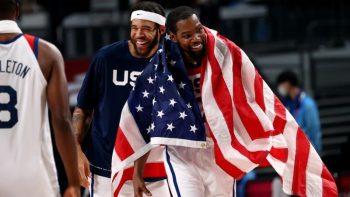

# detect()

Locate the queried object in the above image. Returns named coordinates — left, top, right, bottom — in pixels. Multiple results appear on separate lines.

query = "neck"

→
left=183, top=51, right=201, bottom=66
left=0, top=33, right=19, bottom=41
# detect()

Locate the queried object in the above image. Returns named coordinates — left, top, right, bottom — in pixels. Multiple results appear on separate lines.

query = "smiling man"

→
left=132, top=6, right=235, bottom=197
left=132, top=6, right=338, bottom=197
left=72, top=1, right=170, bottom=196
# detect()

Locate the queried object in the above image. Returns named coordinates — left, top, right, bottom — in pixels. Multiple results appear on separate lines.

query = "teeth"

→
left=192, top=44, right=202, bottom=49
left=136, top=40, right=147, bottom=45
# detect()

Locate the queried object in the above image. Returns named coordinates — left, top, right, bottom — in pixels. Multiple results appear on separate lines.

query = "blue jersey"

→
left=282, top=92, right=322, bottom=153
left=77, top=40, right=149, bottom=177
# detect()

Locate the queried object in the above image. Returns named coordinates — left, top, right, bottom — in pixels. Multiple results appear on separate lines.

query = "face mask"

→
left=278, top=85, right=288, bottom=97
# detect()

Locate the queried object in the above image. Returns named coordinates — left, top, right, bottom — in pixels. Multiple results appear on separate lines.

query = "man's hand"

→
left=63, top=186, right=80, bottom=197
left=77, top=146, right=90, bottom=188
left=133, top=175, right=152, bottom=197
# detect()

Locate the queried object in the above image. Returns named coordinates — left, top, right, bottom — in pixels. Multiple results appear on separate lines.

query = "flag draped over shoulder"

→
left=111, top=42, right=207, bottom=196
left=200, top=28, right=338, bottom=196
left=111, top=27, right=338, bottom=197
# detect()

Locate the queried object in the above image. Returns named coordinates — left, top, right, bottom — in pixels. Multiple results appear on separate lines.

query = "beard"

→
left=187, top=37, right=207, bottom=61
left=188, top=45, right=206, bottom=61
left=131, top=30, right=159, bottom=58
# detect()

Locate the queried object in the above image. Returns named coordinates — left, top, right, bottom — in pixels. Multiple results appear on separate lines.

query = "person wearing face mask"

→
left=276, top=70, right=322, bottom=153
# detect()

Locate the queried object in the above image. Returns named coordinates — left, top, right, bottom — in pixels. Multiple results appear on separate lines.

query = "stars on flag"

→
left=187, top=102, right=192, bottom=109
left=167, top=75, right=174, bottom=82
left=179, top=111, right=187, bottom=120
left=136, top=104, right=143, bottom=112
left=190, top=124, right=197, bottom=133
left=147, top=77, right=154, bottom=84
left=169, top=98, right=177, bottom=107
left=159, top=86, right=165, bottom=94
left=157, top=110, right=165, bottom=118
left=146, top=122, right=155, bottom=133
left=167, top=123, right=175, bottom=131
left=142, top=90, right=150, bottom=98
left=127, top=43, right=206, bottom=141
left=178, top=81, right=186, bottom=89
left=150, top=122, right=155, bottom=131
left=146, top=126, right=151, bottom=133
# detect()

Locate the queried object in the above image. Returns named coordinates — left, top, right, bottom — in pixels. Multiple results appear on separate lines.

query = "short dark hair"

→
left=166, top=6, right=197, bottom=34
left=276, top=70, right=299, bottom=87
left=0, top=0, right=17, bottom=19
left=130, top=1, right=165, bottom=18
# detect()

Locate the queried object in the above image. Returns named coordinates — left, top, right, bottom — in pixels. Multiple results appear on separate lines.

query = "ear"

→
left=169, top=32, right=178, bottom=43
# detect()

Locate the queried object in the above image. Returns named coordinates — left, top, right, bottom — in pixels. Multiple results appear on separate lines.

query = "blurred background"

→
left=17, top=0, right=350, bottom=196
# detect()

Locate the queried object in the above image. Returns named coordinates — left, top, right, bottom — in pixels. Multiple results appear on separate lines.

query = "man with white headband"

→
left=0, top=0, right=80, bottom=196
left=73, top=1, right=170, bottom=196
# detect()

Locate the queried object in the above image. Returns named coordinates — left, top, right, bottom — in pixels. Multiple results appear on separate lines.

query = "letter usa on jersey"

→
left=77, top=40, right=150, bottom=177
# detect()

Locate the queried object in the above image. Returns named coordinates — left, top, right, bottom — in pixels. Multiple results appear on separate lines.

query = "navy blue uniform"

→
left=77, top=40, right=149, bottom=177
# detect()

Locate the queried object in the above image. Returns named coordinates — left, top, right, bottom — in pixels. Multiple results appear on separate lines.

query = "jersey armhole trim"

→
left=34, top=37, right=39, bottom=59
left=23, top=34, right=47, bottom=86
left=23, top=34, right=39, bottom=59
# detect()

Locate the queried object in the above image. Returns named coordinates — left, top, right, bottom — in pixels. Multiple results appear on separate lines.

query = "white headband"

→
left=130, top=10, right=165, bottom=26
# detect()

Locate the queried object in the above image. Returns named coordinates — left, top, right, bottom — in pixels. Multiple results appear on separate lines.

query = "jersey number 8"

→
left=0, top=86, right=18, bottom=128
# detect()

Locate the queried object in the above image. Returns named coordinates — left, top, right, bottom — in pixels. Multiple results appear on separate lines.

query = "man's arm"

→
left=133, top=151, right=152, bottom=197
left=38, top=39, right=80, bottom=196
left=72, top=106, right=93, bottom=188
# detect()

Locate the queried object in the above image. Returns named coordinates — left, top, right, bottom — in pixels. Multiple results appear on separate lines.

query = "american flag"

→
left=111, top=28, right=338, bottom=196
left=200, top=28, right=337, bottom=196
left=111, top=41, right=207, bottom=196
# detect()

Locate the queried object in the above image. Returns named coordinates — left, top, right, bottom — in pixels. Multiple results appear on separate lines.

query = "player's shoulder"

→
left=95, top=40, right=129, bottom=59
left=35, top=37, right=64, bottom=80
left=37, top=38, right=63, bottom=62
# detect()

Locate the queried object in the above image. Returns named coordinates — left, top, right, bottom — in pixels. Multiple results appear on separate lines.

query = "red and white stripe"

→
left=111, top=104, right=167, bottom=197
left=201, top=28, right=338, bottom=196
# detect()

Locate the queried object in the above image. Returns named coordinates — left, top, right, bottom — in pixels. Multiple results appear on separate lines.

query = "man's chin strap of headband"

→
left=130, top=10, right=165, bottom=26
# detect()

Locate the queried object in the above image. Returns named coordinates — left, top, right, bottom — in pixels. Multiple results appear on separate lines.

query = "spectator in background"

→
left=276, top=71, right=322, bottom=153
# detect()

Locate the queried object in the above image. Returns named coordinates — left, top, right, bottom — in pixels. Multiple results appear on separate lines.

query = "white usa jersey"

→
left=0, top=34, right=60, bottom=197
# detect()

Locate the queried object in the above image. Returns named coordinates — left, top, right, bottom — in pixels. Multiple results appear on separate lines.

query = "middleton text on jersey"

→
left=0, top=59, right=31, bottom=79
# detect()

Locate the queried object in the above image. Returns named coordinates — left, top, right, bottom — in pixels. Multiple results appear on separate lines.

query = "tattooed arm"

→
left=72, top=107, right=93, bottom=188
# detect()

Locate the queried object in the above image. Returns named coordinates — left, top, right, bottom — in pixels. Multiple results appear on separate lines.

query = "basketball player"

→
left=0, top=0, right=80, bottom=196
left=134, top=6, right=338, bottom=197
left=133, top=6, right=235, bottom=197
left=72, top=1, right=170, bottom=196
